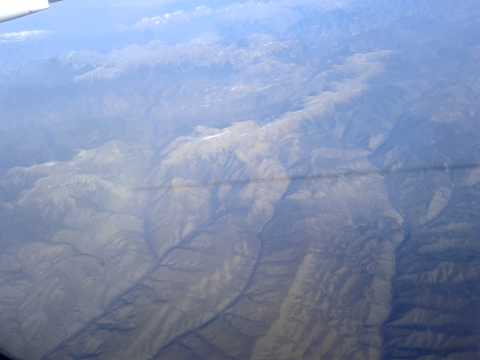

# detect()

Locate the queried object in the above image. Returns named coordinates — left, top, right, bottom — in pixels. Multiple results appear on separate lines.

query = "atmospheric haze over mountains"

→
left=1, top=1, right=480, bottom=359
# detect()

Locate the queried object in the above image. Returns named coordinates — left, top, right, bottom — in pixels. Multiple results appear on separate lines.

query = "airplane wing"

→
left=0, top=0, right=61, bottom=24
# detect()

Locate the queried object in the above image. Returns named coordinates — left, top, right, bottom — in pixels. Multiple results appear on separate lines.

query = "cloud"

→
left=59, top=0, right=358, bottom=81
left=134, top=0, right=353, bottom=31
left=66, top=34, right=291, bottom=81
left=134, top=3, right=292, bottom=30
left=110, top=0, right=179, bottom=7
left=63, top=0, right=179, bottom=9
left=134, top=7, right=211, bottom=29
left=0, top=30, right=50, bottom=44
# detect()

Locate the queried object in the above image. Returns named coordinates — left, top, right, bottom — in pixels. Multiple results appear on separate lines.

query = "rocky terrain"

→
left=0, top=1, right=480, bottom=359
